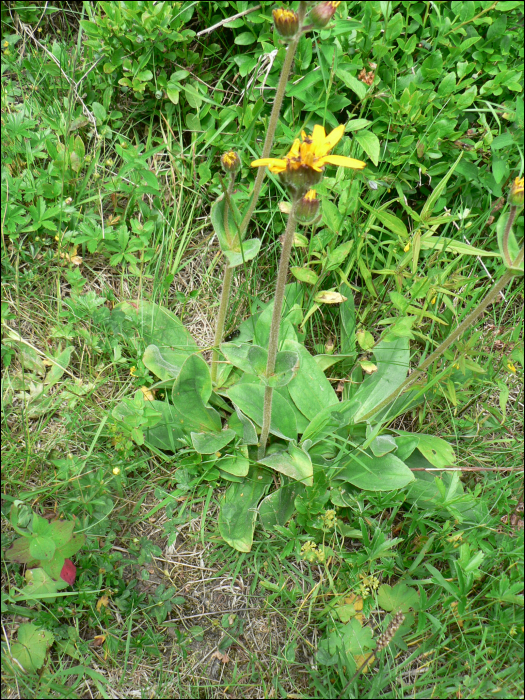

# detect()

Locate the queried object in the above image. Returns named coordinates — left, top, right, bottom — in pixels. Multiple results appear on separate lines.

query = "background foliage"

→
left=1, top=1, right=523, bottom=698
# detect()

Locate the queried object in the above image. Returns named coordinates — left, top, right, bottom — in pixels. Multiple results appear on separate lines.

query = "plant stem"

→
left=258, top=204, right=298, bottom=459
left=359, top=258, right=522, bottom=424
left=238, top=1, right=308, bottom=240
left=502, top=205, right=517, bottom=265
left=211, top=178, right=234, bottom=385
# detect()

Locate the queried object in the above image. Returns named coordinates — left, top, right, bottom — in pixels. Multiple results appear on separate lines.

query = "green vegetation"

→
left=1, top=1, right=523, bottom=698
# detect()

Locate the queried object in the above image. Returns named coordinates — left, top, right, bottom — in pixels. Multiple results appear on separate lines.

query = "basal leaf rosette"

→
left=251, top=124, right=365, bottom=199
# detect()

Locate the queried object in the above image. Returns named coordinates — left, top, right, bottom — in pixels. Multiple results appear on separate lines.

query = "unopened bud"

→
left=220, top=150, right=241, bottom=174
left=310, top=1, right=341, bottom=28
left=509, top=176, right=524, bottom=206
left=280, top=167, right=323, bottom=198
left=296, top=189, right=320, bottom=224
left=273, top=7, right=300, bottom=38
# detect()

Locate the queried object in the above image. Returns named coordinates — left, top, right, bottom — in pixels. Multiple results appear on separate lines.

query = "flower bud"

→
left=272, top=7, right=300, bottom=38
left=220, top=150, right=241, bottom=174
left=310, top=1, right=341, bottom=28
left=509, top=176, right=524, bottom=206
left=295, top=189, right=320, bottom=223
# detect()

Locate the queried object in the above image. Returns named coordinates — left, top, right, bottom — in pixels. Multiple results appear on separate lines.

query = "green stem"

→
left=359, top=259, right=521, bottom=424
left=211, top=177, right=235, bottom=385
left=238, top=1, right=308, bottom=240
left=258, top=204, right=298, bottom=459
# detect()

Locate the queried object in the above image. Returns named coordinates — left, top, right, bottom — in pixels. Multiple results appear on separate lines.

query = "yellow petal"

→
left=250, top=158, right=287, bottom=172
left=287, top=138, right=301, bottom=158
left=311, top=124, right=326, bottom=144
left=320, top=154, right=366, bottom=169
left=324, top=124, right=345, bottom=150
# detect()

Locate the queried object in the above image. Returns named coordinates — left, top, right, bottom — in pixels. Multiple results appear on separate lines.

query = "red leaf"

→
left=60, top=558, right=76, bottom=585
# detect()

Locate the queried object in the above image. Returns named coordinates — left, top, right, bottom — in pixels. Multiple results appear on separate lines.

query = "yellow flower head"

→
left=220, top=150, right=241, bottom=174
left=112, top=467, right=121, bottom=476
left=273, top=8, right=300, bottom=38
left=509, top=176, right=524, bottom=206
left=251, top=124, right=365, bottom=196
left=507, top=362, right=517, bottom=374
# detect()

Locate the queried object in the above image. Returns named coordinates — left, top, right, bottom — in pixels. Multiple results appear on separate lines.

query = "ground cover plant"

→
left=1, top=1, right=524, bottom=698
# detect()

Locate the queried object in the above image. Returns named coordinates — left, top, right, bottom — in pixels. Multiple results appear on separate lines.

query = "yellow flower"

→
left=507, top=362, right=517, bottom=373
left=112, top=467, right=121, bottom=475
left=509, top=176, right=524, bottom=206
left=273, top=8, right=300, bottom=37
left=251, top=124, right=365, bottom=196
left=130, top=366, right=137, bottom=376
left=404, top=241, right=410, bottom=252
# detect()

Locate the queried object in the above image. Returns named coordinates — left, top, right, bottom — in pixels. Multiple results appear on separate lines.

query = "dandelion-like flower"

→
left=509, top=176, right=524, bottom=206
left=251, top=124, right=365, bottom=197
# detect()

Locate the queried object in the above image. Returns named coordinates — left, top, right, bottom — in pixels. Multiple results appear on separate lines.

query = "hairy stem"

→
left=258, top=204, right=298, bottom=459
left=238, top=1, right=308, bottom=240
left=359, top=259, right=521, bottom=424
left=502, top=205, right=517, bottom=266
left=211, top=177, right=235, bottom=384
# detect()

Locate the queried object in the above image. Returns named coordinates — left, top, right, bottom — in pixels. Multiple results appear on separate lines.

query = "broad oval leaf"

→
left=191, top=429, right=236, bottom=454
left=258, top=443, right=313, bottom=486
left=335, top=451, right=414, bottom=491
left=227, top=383, right=297, bottom=441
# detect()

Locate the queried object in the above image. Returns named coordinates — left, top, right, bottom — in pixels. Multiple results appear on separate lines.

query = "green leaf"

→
left=414, top=434, right=455, bottom=468
left=191, top=429, right=236, bottom=454
left=377, top=583, right=420, bottom=612
left=420, top=153, right=463, bottom=222
left=268, top=351, right=300, bottom=388
left=360, top=201, right=408, bottom=238
left=248, top=345, right=268, bottom=377
left=340, top=283, right=356, bottom=356
left=322, top=200, right=341, bottom=232
left=283, top=339, right=338, bottom=421
left=9, top=623, right=54, bottom=673
left=369, top=434, right=398, bottom=457
left=437, top=72, right=456, bottom=97
left=144, top=400, right=185, bottom=451
left=419, top=236, right=501, bottom=258
left=223, top=238, right=262, bottom=268
left=29, top=536, right=56, bottom=562
left=290, top=266, right=319, bottom=284
left=116, top=300, right=198, bottom=357
left=218, top=468, right=272, bottom=551
left=350, top=337, right=410, bottom=422
left=346, top=119, right=371, bottom=131
left=231, top=406, right=259, bottom=445
left=171, top=355, right=222, bottom=434
left=354, top=129, right=380, bottom=166
left=258, top=443, right=313, bottom=486
left=227, top=383, right=297, bottom=441
left=91, top=101, right=106, bottom=123
left=234, top=31, right=256, bottom=45
left=217, top=450, right=250, bottom=477
left=259, top=479, right=305, bottom=530
left=336, top=68, right=367, bottom=99
left=221, top=342, right=254, bottom=374
left=166, top=85, right=180, bottom=104
left=143, top=344, right=189, bottom=381
left=335, top=451, right=414, bottom=491
left=5, top=537, right=33, bottom=564
left=19, top=568, right=68, bottom=602
left=44, top=346, right=74, bottom=387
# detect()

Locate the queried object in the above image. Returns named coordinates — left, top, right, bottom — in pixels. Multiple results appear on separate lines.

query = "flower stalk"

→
left=258, top=202, right=299, bottom=459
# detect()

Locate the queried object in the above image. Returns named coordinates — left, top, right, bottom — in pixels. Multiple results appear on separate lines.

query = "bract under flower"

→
left=251, top=124, right=365, bottom=197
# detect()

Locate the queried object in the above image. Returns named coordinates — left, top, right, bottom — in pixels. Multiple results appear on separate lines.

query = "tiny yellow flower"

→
left=507, top=362, right=517, bottom=373
left=509, top=176, right=524, bottom=206
left=251, top=124, right=365, bottom=196
left=3, top=41, right=8, bottom=48
left=273, top=7, right=300, bottom=37
left=112, top=467, right=121, bottom=475
left=130, top=366, right=137, bottom=376
left=431, top=296, right=437, bottom=304
left=404, top=241, right=410, bottom=252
